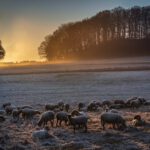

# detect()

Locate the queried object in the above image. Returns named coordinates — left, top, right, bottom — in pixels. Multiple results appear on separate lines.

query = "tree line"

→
left=38, top=6, right=150, bottom=61
left=0, top=40, right=5, bottom=59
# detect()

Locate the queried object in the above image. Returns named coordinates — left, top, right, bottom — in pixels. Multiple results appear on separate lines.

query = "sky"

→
left=0, top=0, right=150, bottom=62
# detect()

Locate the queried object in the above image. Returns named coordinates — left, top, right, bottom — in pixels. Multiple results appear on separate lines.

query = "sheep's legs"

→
left=84, top=124, right=87, bottom=132
left=56, top=119, right=59, bottom=127
left=73, top=125, right=76, bottom=134
left=51, top=120, right=54, bottom=127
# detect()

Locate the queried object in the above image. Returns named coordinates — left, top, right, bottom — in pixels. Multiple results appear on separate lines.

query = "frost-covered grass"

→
left=0, top=105, right=150, bottom=150
left=0, top=71, right=150, bottom=105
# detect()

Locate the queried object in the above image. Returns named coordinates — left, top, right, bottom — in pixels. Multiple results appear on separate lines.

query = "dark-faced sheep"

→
left=100, top=112, right=126, bottom=130
left=38, top=111, right=55, bottom=127
left=68, top=115, right=88, bottom=133
left=56, top=111, right=68, bottom=126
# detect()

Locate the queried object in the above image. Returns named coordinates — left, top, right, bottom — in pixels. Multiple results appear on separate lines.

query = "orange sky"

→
left=1, top=18, right=57, bottom=62
left=0, top=0, right=149, bottom=62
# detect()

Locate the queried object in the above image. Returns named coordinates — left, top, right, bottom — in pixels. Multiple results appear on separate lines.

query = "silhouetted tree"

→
left=38, top=6, right=150, bottom=61
left=0, top=40, right=5, bottom=59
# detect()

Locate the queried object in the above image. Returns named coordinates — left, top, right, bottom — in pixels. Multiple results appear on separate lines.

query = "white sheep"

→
left=38, top=111, right=55, bottom=127
left=68, top=115, right=88, bottom=133
left=32, top=127, right=51, bottom=141
left=100, top=112, right=126, bottom=130
left=21, top=108, right=40, bottom=120
left=56, top=111, right=68, bottom=126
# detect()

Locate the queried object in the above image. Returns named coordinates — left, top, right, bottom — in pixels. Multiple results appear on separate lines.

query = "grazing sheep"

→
left=125, top=97, right=143, bottom=108
left=71, top=110, right=80, bottom=116
left=0, top=115, right=5, bottom=122
left=113, top=100, right=125, bottom=105
left=87, top=101, right=99, bottom=111
left=109, top=104, right=124, bottom=109
left=105, top=108, right=119, bottom=113
left=57, top=101, right=64, bottom=110
left=100, top=112, right=126, bottom=130
left=56, top=111, right=68, bottom=126
left=18, top=105, right=33, bottom=110
left=137, top=97, right=146, bottom=105
left=131, top=100, right=141, bottom=108
left=45, top=104, right=58, bottom=111
left=102, top=100, right=112, bottom=107
left=134, top=115, right=141, bottom=121
left=38, top=111, right=55, bottom=127
left=0, top=110, right=5, bottom=115
left=132, top=119, right=146, bottom=127
left=64, top=104, right=70, bottom=112
left=68, top=115, right=88, bottom=133
left=5, top=105, right=15, bottom=115
left=132, top=115, right=146, bottom=126
left=2, top=102, right=11, bottom=109
left=78, top=102, right=85, bottom=111
left=12, top=109, right=22, bottom=120
left=21, top=108, right=40, bottom=120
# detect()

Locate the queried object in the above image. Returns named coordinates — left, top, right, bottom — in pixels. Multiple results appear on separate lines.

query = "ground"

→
left=0, top=105, right=150, bottom=150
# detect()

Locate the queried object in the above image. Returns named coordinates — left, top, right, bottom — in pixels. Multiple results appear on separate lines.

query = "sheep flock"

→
left=0, top=97, right=150, bottom=150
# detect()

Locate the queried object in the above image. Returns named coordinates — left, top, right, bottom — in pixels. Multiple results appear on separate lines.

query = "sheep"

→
left=12, top=109, right=22, bottom=120
left=87, top=101, right=99, bottom=111
left=38, top=111, right=55, bottom=127
left=106, top=109, right=120, bottom=114
left=21, top=108, right=40, bottom=121
left=0, top=115, right=5, bottom=122
left=18, top=105, right=33, bottom=110
left=134, top=115, right=141, bottom=121
left=64, top=104, right=70, bottom=112
left=5, top=105, right=15, bottom=115
left=32, top=127, right=51, bottom=141
left=56, top=111, right=68, bottom=126
left=2, top=102, right=11, bottom=109
left=132, top=119, right=146, bottom=127
left=45, top=104, right=59, bottom=111
left=102, top=100, right=112, bottom=107
left=57, top=101, right=64, bottom=110
left=132, top=115, right=146, bottom=127
left=68, top=115, right=88, bottom=133
left=113, top=100, right=125, bottom=105
left=78, top=102, right=85, bottom=111
left=71, top=110, right=80, bottom=116
left=109, top=104, right=124, bottom=109
left=0, top=110, right=5, bottom=115
left=100, top=112, right=126, bottom=130
left=125, top=97, right=142, bottom=108
left=130, top=100, right=141, bottom=108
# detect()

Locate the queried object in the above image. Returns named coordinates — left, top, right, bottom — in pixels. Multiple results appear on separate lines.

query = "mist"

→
left=1, top=18, right=57, bottom=62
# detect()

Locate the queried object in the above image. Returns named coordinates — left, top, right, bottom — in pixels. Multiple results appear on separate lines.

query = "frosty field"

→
left=0, top=57, right=150, bottom=105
